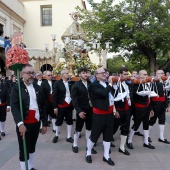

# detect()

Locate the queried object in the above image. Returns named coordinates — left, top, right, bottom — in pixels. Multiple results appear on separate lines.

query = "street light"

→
left=92, top=32, right=110, bottom=68
left=45, top=34, right=62, bottom=68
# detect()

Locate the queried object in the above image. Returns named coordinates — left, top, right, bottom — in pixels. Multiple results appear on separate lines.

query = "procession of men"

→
left=0, top=65, right=170, bottom=170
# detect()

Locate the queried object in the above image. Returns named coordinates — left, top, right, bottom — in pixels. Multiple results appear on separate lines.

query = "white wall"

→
left=0, top=0, right=24, bottom=37
left=23, top=0, right=83, bottom=50
left=1, top=0, right=24, bottom=17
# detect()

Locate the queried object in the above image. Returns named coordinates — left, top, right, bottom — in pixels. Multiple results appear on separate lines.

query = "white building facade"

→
left=0, top=0, right=87, bottom=75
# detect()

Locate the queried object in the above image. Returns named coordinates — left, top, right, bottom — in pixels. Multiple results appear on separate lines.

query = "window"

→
left=41, top=6, right=52, bottom=26
left=0, top=24, right=4, bottom=36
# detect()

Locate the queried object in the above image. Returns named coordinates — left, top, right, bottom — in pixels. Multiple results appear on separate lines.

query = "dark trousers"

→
left=46, top=102, right=56, bottom=119
left=56, top=106, right=73, bottom=126
left=133, top=107, right=150, bottom=131
left=0, top=105, right=7, bottom=121
left=113, top=109, right=130, bottom=136
left=16, top=122, right=40, bottom=161
left=75, top=108, right=92, bottom=132
left=90, top=113, right=114, bottom=143
left=149, top=101, right=166, bottom=126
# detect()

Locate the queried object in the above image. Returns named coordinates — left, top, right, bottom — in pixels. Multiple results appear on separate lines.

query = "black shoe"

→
left=79, top=134, right=82, bottom=138
left=30, top=168, right=37, bottom=170
left=103, top=157, right=115, bottom=166
left=119, top=148, right=130, bottom=155
left=143, top=143, right=155, bottom=149
left=126, top=142, right=134, bottom=149
left=52, top=130, right=56, bottom=133
left=52, top=136, right=58, bottom=143
left=1, top=132, right=5, bottom=137
left=72, top=146, right=78, bottom=153
left=148, top=137, right=152, bottom=143
left=110, top=142, right=115, bottom=147
left=134, top=131, right=143, bottom=136
left=66, top=137, right=74, bottom=143
left=91, top=148, right=97, bottom=154
left=85, top=155, right=92, bottom=163
left=158, top=138, right=170, bottom=144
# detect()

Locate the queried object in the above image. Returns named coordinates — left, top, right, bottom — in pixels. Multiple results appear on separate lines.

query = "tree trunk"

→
left=148, top=56, right=156, bottom=75
left=138, top=45, right=157, bottom=75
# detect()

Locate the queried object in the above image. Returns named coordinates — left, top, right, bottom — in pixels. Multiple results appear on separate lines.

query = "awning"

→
left=25, top=48, right=53, bottom=61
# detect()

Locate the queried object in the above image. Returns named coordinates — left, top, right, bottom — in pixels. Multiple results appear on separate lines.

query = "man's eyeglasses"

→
left=96, top=72, right=106, bottom=75
left=23, top=71, right=35, bottom=75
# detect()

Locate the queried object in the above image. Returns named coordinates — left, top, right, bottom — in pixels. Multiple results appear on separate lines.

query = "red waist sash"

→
left=0, top=102, right=7, bottom=107
left=152, top=96, right=165, bottom=102
left=24, top=110, right=38, bottom=124
left=117, top=100, right=130, bottom=111
left=93, top=105, right=114, bottom=114
left=46, top=94, right=53, bottom=103
left=135, top=99, right=150, bottom=108
left=58, top=101, right=72, bottom=108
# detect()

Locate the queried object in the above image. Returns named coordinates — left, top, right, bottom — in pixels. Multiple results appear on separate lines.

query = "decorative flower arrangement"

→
left=74, top=57, right=97, bottom=75
left=53, top=55, right=97, bottom=76
left=52, top=62, right=66, bottom=76
left=6, top=45, right=29, bottom=70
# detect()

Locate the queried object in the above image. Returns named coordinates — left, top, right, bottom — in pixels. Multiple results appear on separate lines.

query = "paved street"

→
left=0, top=111, right=170, bottom=170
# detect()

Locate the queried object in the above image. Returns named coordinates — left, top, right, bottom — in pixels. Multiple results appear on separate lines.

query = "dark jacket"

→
left=10, top=81, right=48, bottom=126
left=10, top=81, right=17, bottom=91
left=89, top=80, right=115, bottom=111
left=114, top=81, right=130, bottom=109
left=41, top=79, right=55, bottom=102
left=0, top=82, right=10, bottom=106
left=33, top=78, right=44, bottom=86
left=52, top=79, right=74, bottom=109
left=150, top=81, right=168, bottom=108
left=71, top=80, right=91, bottom=113
left=133, top=83, right=150, bottom=106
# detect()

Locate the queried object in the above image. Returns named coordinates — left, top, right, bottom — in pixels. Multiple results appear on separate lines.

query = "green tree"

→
left=107, top=54, right=148, bottom=74
left=77, top=0, right=170, bottom=74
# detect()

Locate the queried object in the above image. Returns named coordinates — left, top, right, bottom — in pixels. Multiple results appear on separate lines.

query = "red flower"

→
left=6, top=45, right=29, bottom=69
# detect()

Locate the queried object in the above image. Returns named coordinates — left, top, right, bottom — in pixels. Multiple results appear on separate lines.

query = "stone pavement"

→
left=0, top=111, right=170, bottom=170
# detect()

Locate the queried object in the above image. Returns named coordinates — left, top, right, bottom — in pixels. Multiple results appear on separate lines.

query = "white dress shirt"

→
left=17, top=83, right=40, bottom=127
left=37, top=79, right=42, bottom=86
left=63, top=81, right=71, bottom=104
left=48, top=80, right=52, bottom=94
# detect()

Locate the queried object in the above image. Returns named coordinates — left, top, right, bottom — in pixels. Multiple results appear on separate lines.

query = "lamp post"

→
left=45, top=34, right=62, bottom=69
left=92, top=32, right=110, bottom=68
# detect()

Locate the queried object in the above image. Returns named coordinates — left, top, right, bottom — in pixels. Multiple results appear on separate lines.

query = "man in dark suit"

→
left=33, top=71, right=43, bottom=86
left=0, top=80, right=10, bottom=139
left=71, top=67, right=96, bottom=154
left=52, top=68, right=74, bottom=143
left=10, top=64, right=48, bottom=170
left=127, top=70, right=155, bottom=150
left=85, top=68, right=115, bottom=166
left=113, top=67, right=131, bottom=156
left=41, top=71, right=56, bottom=132
left=149, top=70, right=170, bottom=144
